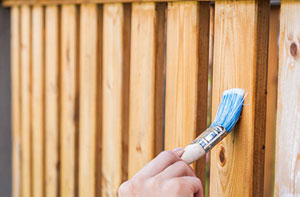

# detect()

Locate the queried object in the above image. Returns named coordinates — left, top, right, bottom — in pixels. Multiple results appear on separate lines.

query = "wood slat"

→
left=11, top=6, right=21, bottom=197
left=45, top=6, right=60, bottom=197
left=275, top=2, right=300, bottom=195
left=20, top=6, right=32, bottom=197
left=79, top=4, right=98, bottom=197
left=264, top=6, right=279, bottom=197
left=128, top=2, right=156, bottom=178
left=31, top=6, right=44, bottom=197
left=164, top=2, right=209, bottom=192
left=61, top=5, right=79, bottom=197
left=2, top=0, right=211, bottom=7
left=102, top=3, right=125, bottom=196
left=210, top=1, right=269, bottom=196
left=165, top=2, right=209, bottom=192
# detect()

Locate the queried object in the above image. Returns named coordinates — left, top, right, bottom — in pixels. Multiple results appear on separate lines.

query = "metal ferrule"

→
left=191, top=126, right=227, bottom=152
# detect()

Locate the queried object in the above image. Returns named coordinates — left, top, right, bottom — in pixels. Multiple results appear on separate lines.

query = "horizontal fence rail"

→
left=8, top=0, right=300, bottom=197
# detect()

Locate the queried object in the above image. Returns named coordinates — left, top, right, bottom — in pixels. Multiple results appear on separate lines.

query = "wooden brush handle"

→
left=181, top=144, right=206, bottom=164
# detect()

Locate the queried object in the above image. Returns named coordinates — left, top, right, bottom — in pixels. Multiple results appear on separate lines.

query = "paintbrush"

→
left=181, top=88, right=245, bottom=164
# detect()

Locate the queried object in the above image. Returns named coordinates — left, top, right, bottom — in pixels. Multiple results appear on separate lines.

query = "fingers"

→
left=136, top=148, right=184, bottom=178
left=159, top=160, right=196, bottom=179
left=171, top=177, right=203, bottom=196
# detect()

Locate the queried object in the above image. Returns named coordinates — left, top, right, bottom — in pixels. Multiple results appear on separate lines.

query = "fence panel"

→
left=5, top=1, right=285, bottom=197
left=210, top=1, right=269, bottom=196
left=275, top=2, right=300, bottom=195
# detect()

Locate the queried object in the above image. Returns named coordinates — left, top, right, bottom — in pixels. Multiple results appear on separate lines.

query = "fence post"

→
left=210, top=0, right=269, bottom=196
left=275, top=1, right=300, bottom=195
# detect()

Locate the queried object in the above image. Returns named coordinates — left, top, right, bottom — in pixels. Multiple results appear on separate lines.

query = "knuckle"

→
left=159, top=150, right=178, bottom=161
left=118, top=181, right=131, bottom=196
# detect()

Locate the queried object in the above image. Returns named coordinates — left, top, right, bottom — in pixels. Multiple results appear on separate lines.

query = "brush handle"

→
left=181, top=126, right=227, bottom=164
left=181, top=143, right=206, bottom=164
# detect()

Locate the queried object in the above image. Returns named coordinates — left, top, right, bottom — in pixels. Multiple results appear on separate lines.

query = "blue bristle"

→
left=210, top=88, right=245, bottom=133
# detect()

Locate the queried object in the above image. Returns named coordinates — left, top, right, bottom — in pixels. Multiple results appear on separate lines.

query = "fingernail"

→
left=172, top=147, right=184, bottom=156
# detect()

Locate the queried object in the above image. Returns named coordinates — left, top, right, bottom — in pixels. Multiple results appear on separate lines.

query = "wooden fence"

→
left=5, top=0, right=300, bottom=196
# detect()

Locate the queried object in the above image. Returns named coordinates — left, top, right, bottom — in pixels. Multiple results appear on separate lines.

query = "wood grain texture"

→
left=264, top=6, right=279, bottom=197
left=61, top=5, right=79, bottom=197
left=20, top=6, right=31, bottom=197
left=102, top=3, right=125, bottom=196
left=275, top=2, right=300, bottom=195
left=128, top=2, right=156, bottom=178
left=79, top=4, right=98, bottom=197
left=210, top=1, right=269, bottom=196
left=11, top=6, right=21, bottom=197
left=31, top=6, right=44, bottom=197
left=164, top=2, right=209, bottom=192
left=2, top=0, right=211, bottom=6
left=45, top=6, right=60, bottom=197
left=165, top=1, right=199, bottom=151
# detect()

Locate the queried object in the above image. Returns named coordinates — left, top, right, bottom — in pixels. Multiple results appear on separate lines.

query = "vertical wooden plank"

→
left=164, top=1, right=199, bottom=150
left=61, top=5, right=79, bottom=197
left=210, top=1, right=269, bottom=196
left=45, top=6, right=59, bottom=197
left=102, top=3, right=124, bottom=196
left=20, top=6, right=31, bottom=197
left=264, top=6, right=279, bottom=197
left=11, top=6, right=21, bottom=197
left=164, top=1, right=209, bottom=192
left=275, top=2, right=300, bottom=195
left=79, top=4, right=97, bottom=197
left=31, top=6, right=44, bottom=197
left=128, top=3, right=156, bottom=177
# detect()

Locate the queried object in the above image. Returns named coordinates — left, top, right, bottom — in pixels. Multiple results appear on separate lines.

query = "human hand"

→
left=118, top=148, right=203, bottom=197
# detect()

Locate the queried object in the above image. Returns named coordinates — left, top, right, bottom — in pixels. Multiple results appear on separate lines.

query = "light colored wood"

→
left=31, top=6, right=44, bottom=197
left=102, top=3, right=124, bottom=196
left=264, top=6, right=279, bottom=197
left=210, top=1, right=269, bottom=196
left=128, top=2, right=156, bottom=178
left=2, top=0, right=211, bottom=6
left=11, top=6, right=21, bottom=197
left=275, top=2, right=300, bottom=195
left=165, top=1, right=199, bottom=152
left=45, top=6, right=59, bottom=197
left=79, top=4, right=98, bottom=197
left=20, top=6, right=31, bottom=197
left=61, top=5, right=79, bottom=197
